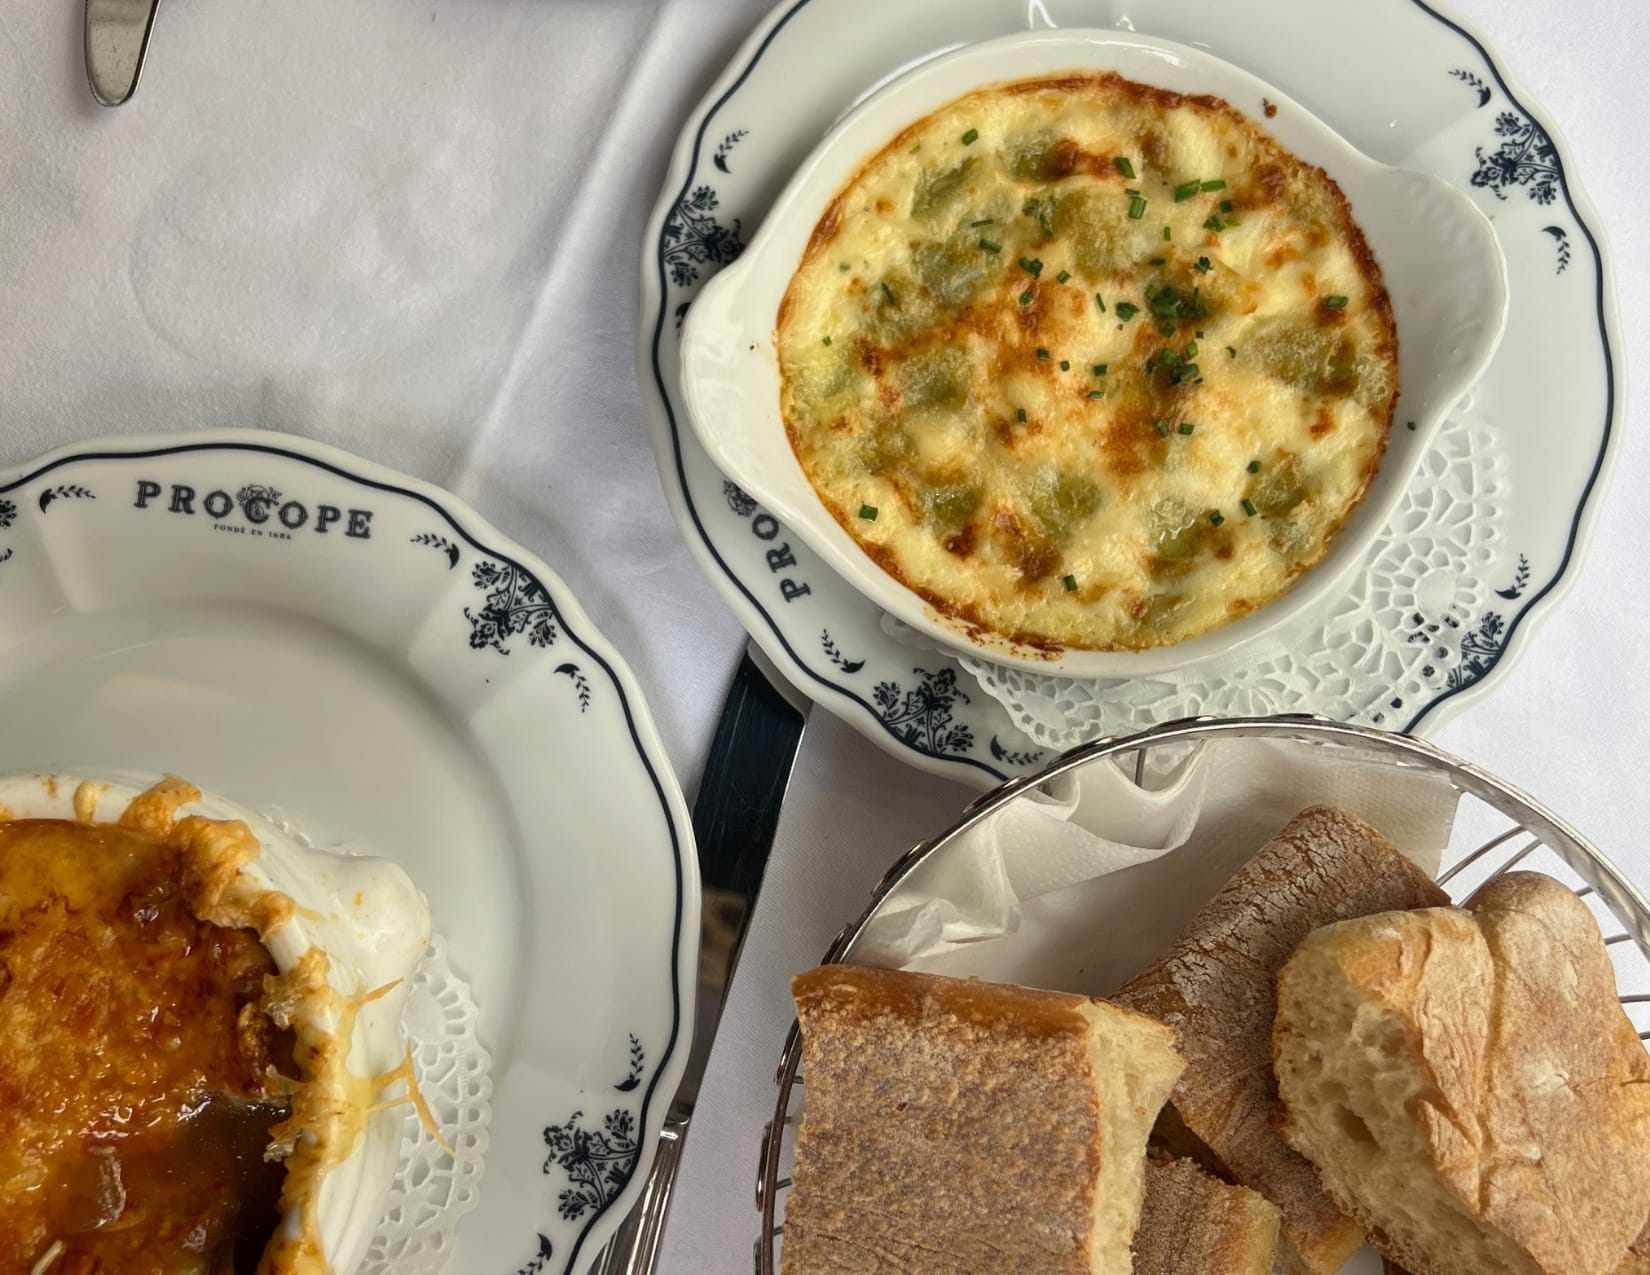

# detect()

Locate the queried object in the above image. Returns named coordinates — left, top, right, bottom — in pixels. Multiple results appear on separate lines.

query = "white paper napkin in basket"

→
left=853, top=736, right=1460, bottom=998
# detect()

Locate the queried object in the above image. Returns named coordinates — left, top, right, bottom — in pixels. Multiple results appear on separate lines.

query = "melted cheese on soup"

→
left=777, top=73, right=1397, bottom=652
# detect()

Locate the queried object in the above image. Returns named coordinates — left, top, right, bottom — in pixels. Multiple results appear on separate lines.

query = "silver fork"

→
left=85, top=0, right=162, bottom=107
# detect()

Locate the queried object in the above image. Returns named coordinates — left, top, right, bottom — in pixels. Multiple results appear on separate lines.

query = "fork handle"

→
left=588, top=1120, right=687, bottom=1275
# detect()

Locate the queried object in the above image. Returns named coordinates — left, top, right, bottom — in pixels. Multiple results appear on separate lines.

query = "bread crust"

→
left=1114, top=806, right=1447, bottom=1274
left=1274, top=871, right=1650, bottom=1275
left=1134, top=1156, right=1279, bottom=1275
left=782, top=965, right=1183, bottom=1274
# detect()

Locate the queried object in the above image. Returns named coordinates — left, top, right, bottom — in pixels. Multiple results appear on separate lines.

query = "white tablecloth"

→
left=0, top=1, right=1643, bottom=1270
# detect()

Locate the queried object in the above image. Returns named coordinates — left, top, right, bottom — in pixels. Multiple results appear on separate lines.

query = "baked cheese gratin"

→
left=0, top=779, right=412, bottom=1275
left=777, top=73, right=1397, bottom=652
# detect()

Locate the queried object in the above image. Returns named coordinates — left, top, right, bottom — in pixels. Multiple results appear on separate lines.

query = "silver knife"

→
left=590, top=641, right=810, bottom=1274
left=85, top=0, right=161, bottom=107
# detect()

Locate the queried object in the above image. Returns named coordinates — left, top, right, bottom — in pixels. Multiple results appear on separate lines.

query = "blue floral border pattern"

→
left=665, top=130, right=749, bottom=328
left=1375, top=553, right=1530, bottom=726
left=990, top=735, right=1046, bottom=768
left=1, top=487, right=98, bottom=570
left=409, top=539, right=595, bottom=713
left=1452, top=67, right=1569, bottom=273
left=875, top=667, right=974, bottom=755
left=512, top=1236, right=555, bottom=1275
left=511, top=1033, right=648, bottom=1274
left=818, top=631, right=983, bottom=759
left=37, top=484, right=95, bottom=513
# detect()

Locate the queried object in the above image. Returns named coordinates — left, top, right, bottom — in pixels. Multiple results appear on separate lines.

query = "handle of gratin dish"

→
left=1362, top=166, right=1510, bottom=409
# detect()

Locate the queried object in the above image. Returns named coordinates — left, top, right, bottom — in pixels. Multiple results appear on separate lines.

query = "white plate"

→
left=0, top=431, right=697, bottom=1275
left=679, top=27, right=1506, bottom=680
left=639, top=0, right=1621, bottom=786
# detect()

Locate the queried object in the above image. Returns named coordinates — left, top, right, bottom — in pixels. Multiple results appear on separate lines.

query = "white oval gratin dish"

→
left=679, top=27, right=1508, bottom=679
left=0, top=771, right=430, bottom=1275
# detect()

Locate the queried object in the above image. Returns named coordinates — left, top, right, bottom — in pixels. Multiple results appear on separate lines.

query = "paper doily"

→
left=359, top=932, right=493, bottom=1275
left=891, top=410, right=1508, bottom=750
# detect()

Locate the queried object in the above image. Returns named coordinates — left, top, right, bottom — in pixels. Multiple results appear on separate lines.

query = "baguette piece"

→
left=782, top=965, right=1185, bottom=1274
left=1114, top=806, right=1447, bottom=1274
left=1133, top=1156, right=1280, bottom=1275
left=1274, top=871, right=1650, bottom=1275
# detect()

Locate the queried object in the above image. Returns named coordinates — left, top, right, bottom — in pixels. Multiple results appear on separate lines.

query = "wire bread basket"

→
left=753, top=716, right=1650, bottom=1274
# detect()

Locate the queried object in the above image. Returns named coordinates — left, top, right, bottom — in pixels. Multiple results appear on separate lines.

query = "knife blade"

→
left=590, top=642, right=810, bottom=1275
left=84, top=0, right=161, bottom=107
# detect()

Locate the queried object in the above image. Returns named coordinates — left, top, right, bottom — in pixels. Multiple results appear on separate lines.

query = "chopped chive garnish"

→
left=1115, top=301, right=1140, bottom=321
left=1145, top=282, right=1160, bottom=300
left=1036, top=348, right=1051, bottom=360
left=979, top=238, right=1003, bottom=253
left=1196, top=329, right=1205, bottom=338
left=1203, top=214, right=1226, bottom=232
left=1062, top=574, right=1079, bottom=592
left=1164, top=225, right=1173, bottom=241
left=1095, top=293, right=1107, bottom=313
left=1059, top=359, right=1070, bottom=370
left=961, top=128, right=980, bottom=145
left=1242, top=498, right=1258, bottom=517
left=1194, top=255, right=1213, bottom=273
left=1088, top=390, right=1105, bottom=399
left=1019, top=256, right=1044, bottom=277
left=1057, top=270, right=1071, bottom=284
left=1148, top=257, right=1166, bottom=266
left=1173, top=362, right=1200, bottom=384
left=1020, top=289, right=1035, bottom=305
left=1220, top=198, right=1234, bottom=213
left=1114, top=156, right=1136, bottom=178
left=1407, top=420, right=1418, bottom=431
left=859, top=504, right=878, bottom=520
left=1093, top=363, right=1108, bottom=375
left=1178, top=422, right=1195, bottom=435
left=1127, top=194, right=1148, bottom=220
left=1159, top=320, right=1176, bottom=336
left=1247, top=459, right=1262, bottom=473
left=1154, top=419, right=1169, bottom=436
left=1174, top=180, right=1202, bottom=202
left=1185, top=341, right=1199, bottom=357
left=1017, top=407, right=1027, bottom=422
left=881, top=281, right=898, bottom=307
left=822, top=336, right=832, bottom=346
left=1201, top=179, right=1227, bottom=192
left=971, top=218, right=995, bottom=227
left=1324, top=295, right=1349, bottom=308
left=1227, top=345, right=1238, bottom=358
left=1208, top=510, right=1225, bottom=526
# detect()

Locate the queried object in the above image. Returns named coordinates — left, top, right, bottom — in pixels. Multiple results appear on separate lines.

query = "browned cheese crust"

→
left=1113, top=806, right=1446, bottom=1275
left=782, top=964, right=1181, bottom=1274
left=0, top=781, right=294, bottom=1275
left=1133, top=1156, right=1279, bottom=1275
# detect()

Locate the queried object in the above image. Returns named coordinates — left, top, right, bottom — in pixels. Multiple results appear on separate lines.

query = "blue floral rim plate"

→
left=637, top=0, right=1621, bottom=788
left=0, top=431, right=697, bottom=1275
